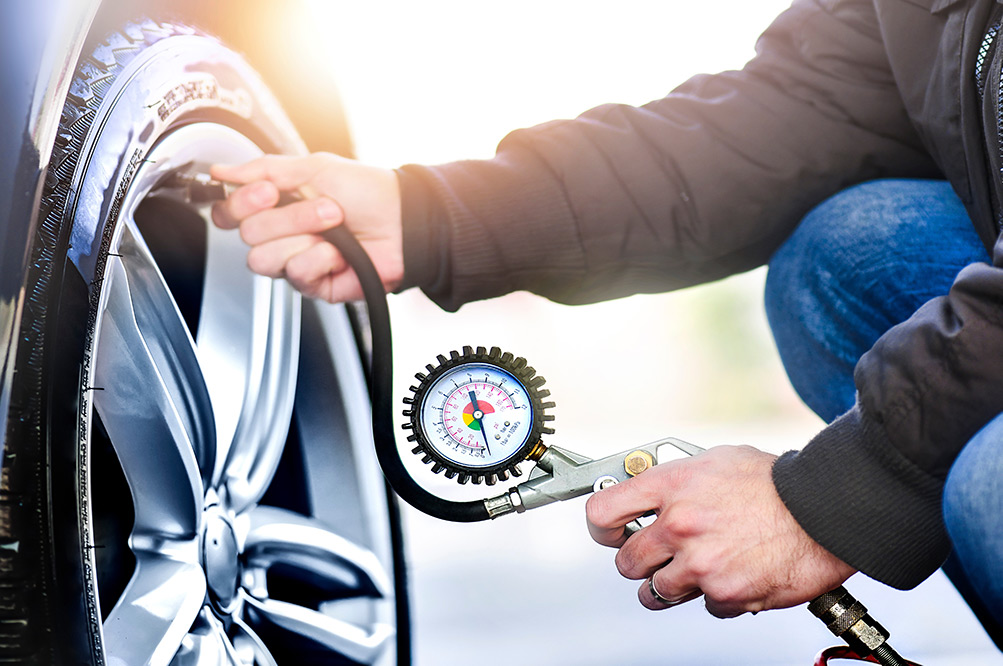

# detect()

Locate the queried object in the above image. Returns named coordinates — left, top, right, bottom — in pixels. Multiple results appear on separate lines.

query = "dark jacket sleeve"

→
left=396, top=0, right=964, bottom=588
left=774, top=231, right=1003, bottom=589
left=398, top=0, right=937, bottom=310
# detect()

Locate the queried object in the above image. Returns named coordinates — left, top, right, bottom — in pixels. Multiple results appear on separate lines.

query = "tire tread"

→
left=1, top=19, right=201, bottom=664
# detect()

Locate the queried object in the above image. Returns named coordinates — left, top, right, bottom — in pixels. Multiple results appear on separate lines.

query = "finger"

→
left=585, top=470, right=669, bottom=548
left=705, top=596, right=755, bottom=619
left=313, top=270, right=367, bottom=304
left=638, top=565, right=701, bottom=611
left=239, top=197, right=344, bottom=246
left=283, top=241, right=348, bottom=293
left=211, top=181, right=280, bottom=229
left=245, top=234, right=321, bottom=279
left=614, top=520, right=677, bottom=580
left=638, top=577, right=701, bottom=611
left=211, top=154, right=325, bottom=190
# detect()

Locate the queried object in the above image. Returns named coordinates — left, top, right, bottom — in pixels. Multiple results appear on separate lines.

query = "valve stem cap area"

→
left=156, top=171, right=230, bottom=203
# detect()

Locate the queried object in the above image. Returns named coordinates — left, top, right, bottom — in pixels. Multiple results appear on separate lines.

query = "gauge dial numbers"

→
left=403, top=346, right=555, bottom=485
left=427, top=366, right=532, bottom=465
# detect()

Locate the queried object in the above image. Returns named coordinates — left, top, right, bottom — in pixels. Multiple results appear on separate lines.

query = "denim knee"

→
left=765, top=179, right=982, bottom=422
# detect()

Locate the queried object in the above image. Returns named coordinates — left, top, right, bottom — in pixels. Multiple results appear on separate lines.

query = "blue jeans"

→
left=763, top=179, right=1003, bottom=638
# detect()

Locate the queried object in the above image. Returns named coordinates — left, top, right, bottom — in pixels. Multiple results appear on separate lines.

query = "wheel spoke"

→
left=94, top=222, right=211, bottom=539
left=215, top=277, right=300, bottom=515
left=196, top=222, right=266, bottom=487
left=103, top=554, right=206, bottom=666
left=169, top=607, right=278, bottom=666
left=237, top=506, right=393, bottom=664
left=243, top=592, right=394, bottom=665
left=238, top=506, right=391, bottom=600
left=170, top=608, right=230, bottom=666
left=229, top=614, right=279, bottom=666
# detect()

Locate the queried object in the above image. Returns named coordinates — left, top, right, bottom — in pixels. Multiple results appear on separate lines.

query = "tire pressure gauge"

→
left=403, top=346, right=555, bottom=485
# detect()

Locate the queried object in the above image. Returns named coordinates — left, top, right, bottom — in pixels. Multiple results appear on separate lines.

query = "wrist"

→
left=394, top=165, right=442, bottom=295
left=380, top=167, right=404, bottom=292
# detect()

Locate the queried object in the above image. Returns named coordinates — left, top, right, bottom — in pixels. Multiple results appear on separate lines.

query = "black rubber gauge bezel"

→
left=402, top=346, right=555, bottom=485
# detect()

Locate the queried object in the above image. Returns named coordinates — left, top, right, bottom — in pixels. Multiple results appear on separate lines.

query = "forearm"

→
left=396, top=0, right=937, bottom=311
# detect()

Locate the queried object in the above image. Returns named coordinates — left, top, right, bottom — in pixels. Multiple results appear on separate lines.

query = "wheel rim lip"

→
left=85, top=122, right=394, bottom=664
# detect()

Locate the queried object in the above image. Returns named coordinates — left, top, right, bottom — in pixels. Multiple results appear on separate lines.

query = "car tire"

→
left=2, top=18, right=407, bottom=665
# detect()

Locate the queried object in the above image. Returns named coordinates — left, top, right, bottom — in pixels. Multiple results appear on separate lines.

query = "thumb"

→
left=210, top=154, right=323, bottom=190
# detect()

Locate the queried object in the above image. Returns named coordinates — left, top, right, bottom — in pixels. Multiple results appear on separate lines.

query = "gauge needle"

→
left=468, top=390, right=492, bottom=456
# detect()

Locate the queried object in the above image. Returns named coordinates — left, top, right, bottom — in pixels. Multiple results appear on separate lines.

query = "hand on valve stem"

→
left=209, top=153, right=404, bottom=303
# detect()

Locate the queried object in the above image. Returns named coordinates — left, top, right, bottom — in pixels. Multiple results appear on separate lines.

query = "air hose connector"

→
left=808, top=587, right=908, bottom=666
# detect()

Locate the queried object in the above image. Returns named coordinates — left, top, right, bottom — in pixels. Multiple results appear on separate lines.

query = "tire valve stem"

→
left=157, top=170, right=230, bottom=204
left=808, top=586, right=909, bottom=666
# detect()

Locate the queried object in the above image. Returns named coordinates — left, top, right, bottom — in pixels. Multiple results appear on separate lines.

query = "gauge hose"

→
left=323, top=224, right=492, bottom=522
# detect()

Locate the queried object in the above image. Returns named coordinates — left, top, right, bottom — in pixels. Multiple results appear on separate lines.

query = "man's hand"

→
left=210, top=153, right=403, bottom=303
left=585, top=445, right=855, bottom=618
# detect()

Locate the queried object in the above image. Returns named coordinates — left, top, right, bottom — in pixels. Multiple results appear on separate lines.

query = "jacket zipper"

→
left=976, top=22, right=1000, bottom=101
left=978, top=5, right=1003, bottom=230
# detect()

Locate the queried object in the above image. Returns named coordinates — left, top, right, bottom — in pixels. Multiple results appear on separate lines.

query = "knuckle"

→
left=287, top=275, right=314, bottom=296
left=323, top=240, right=343, bottom=262
left=246, top=249, right=275, bottom=277
left=253, top=181, right=280, bottom=207
left=684, top=553, right=715, bottom=581
left=315, top=242, right=339, bottom=269
left=310, top=151, right=336, bottom=167
left=260, top=154, right=281, bottom=174
left=238, top=220, right=260, bottom=246
left=284, top=263, right=305, bottom=283
left=663, top=502, right=703, bottom=539
left=703, top=577, right=745, bottom=609
left=285, top=249, right=318, bottom=283
left=704, top=599, right=733, bottom=619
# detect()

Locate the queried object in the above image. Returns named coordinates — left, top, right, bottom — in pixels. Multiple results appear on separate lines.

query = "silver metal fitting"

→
left=593, top=475, right=619, bottom=492
left=483, top=488, right=524, bottom=519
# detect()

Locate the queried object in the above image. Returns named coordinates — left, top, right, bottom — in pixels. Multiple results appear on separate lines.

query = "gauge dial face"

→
left=418, top=363, right=534, bottom=469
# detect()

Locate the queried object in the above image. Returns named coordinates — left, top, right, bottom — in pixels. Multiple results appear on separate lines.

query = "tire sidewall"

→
left=44, top=25, right=305, bottom=663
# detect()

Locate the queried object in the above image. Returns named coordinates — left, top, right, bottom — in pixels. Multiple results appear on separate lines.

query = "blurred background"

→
left=215, top=0, right=1003, bottom=663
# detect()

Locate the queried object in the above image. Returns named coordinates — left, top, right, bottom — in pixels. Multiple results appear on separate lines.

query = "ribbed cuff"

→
left=772, top=404, right=950, bottom=589
left=394, top=149, right=586, bottom=311
left=395, top=165, right=449, bottom=296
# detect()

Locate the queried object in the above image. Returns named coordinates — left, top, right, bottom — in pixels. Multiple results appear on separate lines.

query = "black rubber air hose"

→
left=177, top=172, right=492, bottom=522
left=321, top=224, right=492, bottom=522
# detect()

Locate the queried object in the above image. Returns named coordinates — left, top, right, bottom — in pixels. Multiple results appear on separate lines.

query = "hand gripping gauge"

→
left=403, top=346, right=555, bottom=485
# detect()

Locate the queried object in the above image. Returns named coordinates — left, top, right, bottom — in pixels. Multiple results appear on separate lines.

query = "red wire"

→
left=814, top=646, right=922, bottom=666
